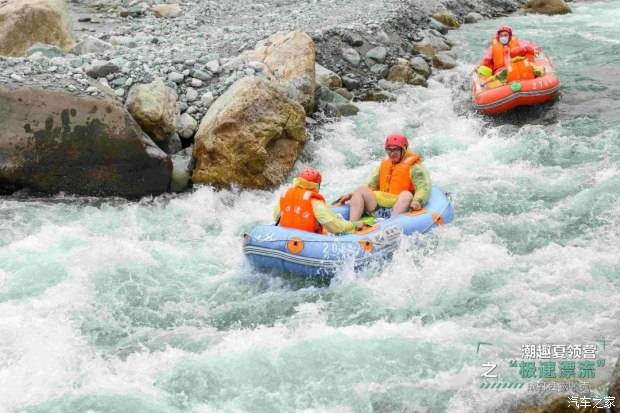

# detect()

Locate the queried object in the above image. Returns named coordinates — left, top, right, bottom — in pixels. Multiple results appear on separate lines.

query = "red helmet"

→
left=496, top=25, right=513, bottom=38
left=298, top=168, right=322, bottom=184
left=384, top=133, right=409, bottom=149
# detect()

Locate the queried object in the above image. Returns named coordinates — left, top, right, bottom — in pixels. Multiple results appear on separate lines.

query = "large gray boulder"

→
left=0, top=0, right=75, bottom=57
left=0, top=84, right=171, bottom=197
left=192, top=77, right=306, bottom=189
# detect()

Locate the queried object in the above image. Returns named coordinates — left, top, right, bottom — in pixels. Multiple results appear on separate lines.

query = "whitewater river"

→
left=1, top=1, right=619, bottom=412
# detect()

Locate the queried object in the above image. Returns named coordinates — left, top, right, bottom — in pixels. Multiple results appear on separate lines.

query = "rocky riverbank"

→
left=2, top=0, right=576, bottom=198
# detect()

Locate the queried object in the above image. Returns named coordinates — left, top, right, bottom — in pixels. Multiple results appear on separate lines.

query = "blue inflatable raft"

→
left=243, top=187, right=454, bottom=277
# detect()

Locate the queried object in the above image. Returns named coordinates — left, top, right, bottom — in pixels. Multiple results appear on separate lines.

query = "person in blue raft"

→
left=273, top=133, right=432, bottom=234
left=334, top=133, right=432, bottom=221
left=274, top=168, right=366, bottom=234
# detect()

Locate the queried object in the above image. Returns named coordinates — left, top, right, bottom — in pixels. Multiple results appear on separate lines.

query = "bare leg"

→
left=349, top=186, right=377, bottom=221
left=390, top=191, right=413, bottom=218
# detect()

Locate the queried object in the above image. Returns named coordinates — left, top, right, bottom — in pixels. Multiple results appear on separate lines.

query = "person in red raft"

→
left=477, top=25, right=537, bottom=78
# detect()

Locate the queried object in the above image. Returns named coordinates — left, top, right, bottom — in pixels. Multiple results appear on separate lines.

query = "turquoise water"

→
left=1, top=2, right=619, bottom=412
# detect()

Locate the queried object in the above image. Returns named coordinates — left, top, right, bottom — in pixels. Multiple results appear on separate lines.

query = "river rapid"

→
left=1, top=1, right=619, bottom=412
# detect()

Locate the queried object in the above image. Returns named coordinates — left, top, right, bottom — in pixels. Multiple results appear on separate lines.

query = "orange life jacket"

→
left=279, top=186, right=326, bottom=233
left=379, top=151, right=422, bottom=195
left=491, top=36, right=520, bottom=72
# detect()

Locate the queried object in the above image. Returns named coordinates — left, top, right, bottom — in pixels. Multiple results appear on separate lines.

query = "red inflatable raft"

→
left=472, top=48, right=560, bottom=115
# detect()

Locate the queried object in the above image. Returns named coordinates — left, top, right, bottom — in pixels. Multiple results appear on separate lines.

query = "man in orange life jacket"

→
left=275, top=168, right=365, bottom=234
left=478, top=26, right=536, bottom=75
left=335, top=133, right=432, bottom=222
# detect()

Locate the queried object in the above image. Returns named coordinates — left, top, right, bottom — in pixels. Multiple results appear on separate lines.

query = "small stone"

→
left=343, top=32, right=364, bottom=47
left=366, top=46, right=388, bottom=63
left=168, top=72, right=184, bottom=83
left=152, top=3, right=182, bottom=18
left=190, top=78, right=203, bottom=88
left=115, top=88, right=125, bottom=97
left=409, top=74, right=428, bottom=87
left=84, top=60, right=120, bottom=78
left=342, top=74, right=360, bottom=90
left=465, top=12, right=484, bottom=23
left=378, top=79, right=403, bottom=91
left=200, top=91, right=214, bottom=107
left=342, top=47, right=361, bottom=66
left=370, top=64, right=389, bottom=78
left=190, top=69, right=211, bottom=81
left=334, top=88, right=353, bottom=100
left=338, top=102, right=359, bottom=117
left=432, top=52, right=457, bottom=69
left=186, top=88, right=199, bottom=101
left=410, top=56, right=431, bottom=78
left=205, top=60, right=220, bottom=73
left=177, top=113, right=198, bottom=139
left=186, top=106, right=197, bottom=114
left=10, top=73, right=23, bottom=82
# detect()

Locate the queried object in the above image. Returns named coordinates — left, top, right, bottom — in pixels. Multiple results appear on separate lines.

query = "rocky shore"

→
left=1, top=0, right=574, bottom=198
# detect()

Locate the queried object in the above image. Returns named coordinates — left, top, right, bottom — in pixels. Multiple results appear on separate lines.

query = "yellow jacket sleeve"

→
left=273, top=202, right=280, bottom=222
left=410, top=163, right=432, bottom=205
left=311, top=200, right=355, bottom=234
left=367, top=166, right=380, bottom=190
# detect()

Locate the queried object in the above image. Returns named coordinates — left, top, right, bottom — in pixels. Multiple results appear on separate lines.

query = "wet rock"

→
left=342, top=47, right=361, bottom=66
left=0, top=84, right=171, bottom=197
left=160, top=132, right=183, bottom=155
left=342, top=74, right=360, bottom=90
left=410, top=56, right=431, bottom=78
left=193, top=77, right=306, bottom=189
left=409, top=74, right=428, bottom=87
left=152, top=3, right=182, bottom=18
left=170, top=148, right=194, bottom=193
left=338, top=102, right=359, bottom=116
left=378, top=79, right=403, bottom=91
left=412, top=35, right=451, bottom=58
left=84, top=60, right=120, bottom=78
left=126, top=79, right=177, bottom=143
left=432, top=52, right=457, bottom=69
left=70, top=35, right=112, bottom=55
left=0, top=0, right=75, bottom=57
left=429, top=18, right=449, bottom=35
left=315, top=63, right=342, bottom=90
left=177, top=113, right=198, bottom=139
left=366, top=46, right=388, bottom=63
left=432, top=11, right=461, bottom=28
left=370, top=64, right=389, bottom=78
left=365, top=89, right=397, bottom=102
left=242, top=31, right=316, bottom=114
left=524, top=0, right=572, bottom=14
left=334, top=88, right=353, bottom=100
left=465, top=12, right=484, bottom=23
left=26, top=43, right=65, bottom=58
left=386, top=64, right=414, bottom=83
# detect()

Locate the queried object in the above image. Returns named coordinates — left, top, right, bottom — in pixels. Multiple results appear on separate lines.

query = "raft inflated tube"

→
left=243, top=187, right=454, bottom=278
left=472, top=51, right=560, bottom=115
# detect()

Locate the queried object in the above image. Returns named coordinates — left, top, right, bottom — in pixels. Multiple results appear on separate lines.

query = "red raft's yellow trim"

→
left=472, top=51, right=560, bottom=115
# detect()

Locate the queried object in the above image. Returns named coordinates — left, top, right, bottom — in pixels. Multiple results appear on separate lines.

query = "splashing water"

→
left=1, top=2, right=620, bottom=412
